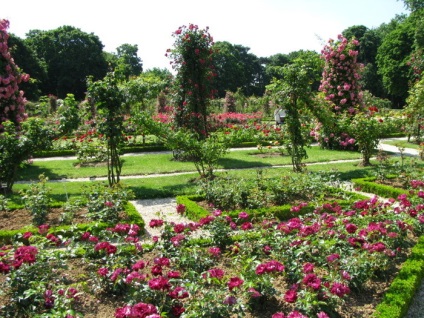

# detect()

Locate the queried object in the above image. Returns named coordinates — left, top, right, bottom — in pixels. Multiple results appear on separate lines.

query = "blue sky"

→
left=2, top=0, right=408, bottom=71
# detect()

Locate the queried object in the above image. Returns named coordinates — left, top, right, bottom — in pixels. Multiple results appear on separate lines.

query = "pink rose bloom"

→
left=238, top=211, right=249, bottom=219
left=285, top=289, right=298, bottom=303
left=228, top=276, right=244, bottom=290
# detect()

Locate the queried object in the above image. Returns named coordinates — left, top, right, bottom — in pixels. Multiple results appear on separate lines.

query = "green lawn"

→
left=19, top=146, right=363, bottom=182
left=11, top=145, right=417, bottom=205
left=382, top=139, right=421, bottom=150
left=11, top=157, right=382, bottom=204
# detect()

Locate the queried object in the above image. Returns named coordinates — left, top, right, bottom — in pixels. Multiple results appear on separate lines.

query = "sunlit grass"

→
left=382, top=139, right=421, bottom=150
left=12, top=145, right=421, bottom=205
left=19, top=146, right=363, bottom=181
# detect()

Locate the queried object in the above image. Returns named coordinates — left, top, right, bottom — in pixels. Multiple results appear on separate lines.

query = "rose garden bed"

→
left=1, top=179, right=424, bottom=317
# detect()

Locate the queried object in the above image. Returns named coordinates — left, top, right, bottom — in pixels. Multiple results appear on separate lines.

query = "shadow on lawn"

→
left=336, top=165, right=376, bottom=180
left=16, top=163, right=71, bottom=183
left=218, top=157, right=273, bottom=169
left=129, top=182, right=199, bottom=200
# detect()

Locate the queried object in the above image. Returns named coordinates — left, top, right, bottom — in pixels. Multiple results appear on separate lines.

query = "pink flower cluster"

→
left=94, top=241, right=117, bottom=255
left=0, top=245, right=38, bottom=273
left=0, top=19, right=29, bottom=128
left=255, top=260, right=285, bottom=275
left=211, top=112, right=263, bottom=126
left=110, top=223, right=141, bottom=236
left=319, top=34, right=364, bottom=114
left=115, top=302, right=159, bottom=318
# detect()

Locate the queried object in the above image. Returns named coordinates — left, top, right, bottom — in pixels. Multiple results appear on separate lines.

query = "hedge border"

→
left=176, top=187, right=368, bottom=222
left=373, top=236, right=424, bottom=317
left=0, top=201, right=145, bottom=244
left=351, top=177, right=409, bottom=199
left=349, top=176, right=424, bottom=317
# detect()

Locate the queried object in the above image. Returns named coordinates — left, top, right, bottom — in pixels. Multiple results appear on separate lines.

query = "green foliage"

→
left=25, top=25, right=108, bottom=99
left=400, top=0, right=424, bottom=12
left=404, top=76, right=424, bottom=142
left=123, top=202, right=145, bottom=229
left=0, top=194, right=9, bottom=212
left=342, top=111, right=386, bottom=166
left=120, top=70, right=171, bottom=113
left=87, top=72, right=126, bottom=186
left=0, top=202, right=142, bottom=245
left=352, top=177, right=409, bottom=198
left=175, top=195, right=209, bottom=221
left=169, top=24, right=215, bottom=138
left=0, top=121, right=32, bottom=193
left=20, top=174, right=51, bottom=226
left=76, top=136, right=108, bottom=165
left=57, top=93, right=80, bottom=135
left=362, top=90, right=392, bottom=111
left=212, top=41, right=265, bottom=97
left=373, top=235, right=424, bottom=318
left=114, top=43, right=143, bottom=80
left=267, top=63, right=314, bottom=172
left=376, top=16, right=416, bottom=106
left=83, top=182, right=134, bottom=223
left=173, top=131, right=230, bottom=179
left=198, top=171, right=336, bottom=211
left=21, top=117, right=55, bottom=152
left=7, top=33, right=47, bottom=101
left=137, top=113, right=230, bottom=179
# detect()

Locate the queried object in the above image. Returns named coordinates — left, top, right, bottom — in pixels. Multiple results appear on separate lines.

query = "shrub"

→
left=20, top=174, right=51, bottom=226
left=84, top=182, right=134, bottom=223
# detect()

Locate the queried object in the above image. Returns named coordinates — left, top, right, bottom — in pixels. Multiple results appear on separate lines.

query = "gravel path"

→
left=130, top=197, right=208, bottom=243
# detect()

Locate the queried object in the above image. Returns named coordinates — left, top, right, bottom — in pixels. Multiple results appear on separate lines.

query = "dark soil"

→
left=0, top=207, right=90, bottom=231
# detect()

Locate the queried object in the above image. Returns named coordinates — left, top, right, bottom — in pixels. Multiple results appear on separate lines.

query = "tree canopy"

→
left=114, top=43, right=143, bottom=80
left=25, top=26, right=108, bottom=99
left=376, top=16, right=416, bottom=107
left=212, top=41, right=265, bottom=97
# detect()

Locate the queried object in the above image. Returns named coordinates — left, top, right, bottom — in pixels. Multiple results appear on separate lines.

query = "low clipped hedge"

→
left=175, top=194, right=209, bottom=221
left=352, top=177, right=409, bottom=199
left=0, top=201, right=145, bottom=244
left=34, top=144, right=169, bottom=158
left=177, top=187, right=368, bottom=222
left=374, top=236, right=424, bottom=317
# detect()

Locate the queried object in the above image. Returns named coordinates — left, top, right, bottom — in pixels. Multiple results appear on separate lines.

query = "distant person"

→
left=274, top=106, right=286, bottom=125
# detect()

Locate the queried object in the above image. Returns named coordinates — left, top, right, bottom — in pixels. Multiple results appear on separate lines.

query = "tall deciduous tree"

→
left=212, top=41, right=265, bottom=97
left=376, top=16, right=415, bottom=107
left=342, top=26, right=387, bottom=99
left=26, top=26, right=108, bottom=99
left=399, top=0, right=424, bottom=11
left=404, top=76, right=424, bottom=142
left=114, top=44, right=143, bottom=80
left=8, top=34, right=46, bottom=101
